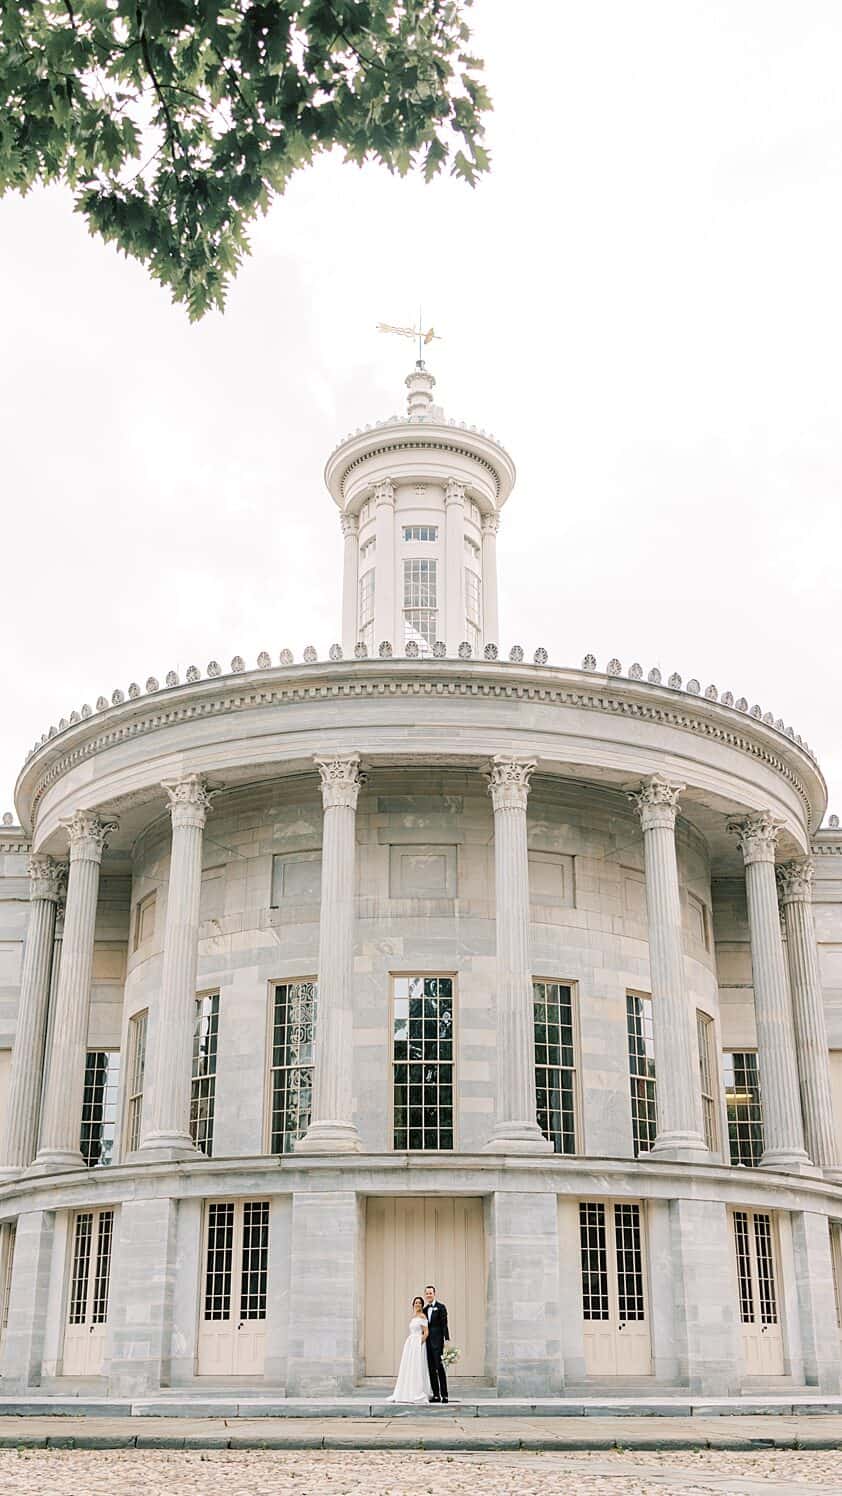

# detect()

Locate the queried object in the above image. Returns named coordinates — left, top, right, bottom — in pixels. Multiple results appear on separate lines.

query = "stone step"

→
left=0, top=1392, right=839, bottom=1419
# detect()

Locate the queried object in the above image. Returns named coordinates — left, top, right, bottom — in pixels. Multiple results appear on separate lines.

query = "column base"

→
left=482, top=1121, right=553, bottom=1155
left=0, top=1167, right=24, bottom=1185
left=295, top=1121, right=362, bottom=1155
left=650, top=1131, right=709, bottom=1163
left=823, top=1168, right=842, bottom=1187
left=26, top=1149, right=85, bottom=1176
left=761, top=1148, right=817, bottom=1176
left=137, top=1131, right=200, bottom=1164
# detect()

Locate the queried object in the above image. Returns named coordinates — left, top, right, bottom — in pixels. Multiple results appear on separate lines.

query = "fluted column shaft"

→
left=33, top=813, right=115, bottom=1172
left=373, top=479, right=395, bottom=648
left=631, top=778, right=707, bottom=1158
left=778, top=860, right=838, bottom=1172
left=481, top=513, right=499, bottom=647
left=1, top=858, right=65, bottom=1171
left=297, top=755, right=362, bottom=1153
left=340, top=513, right=359, bottom=656
left=731, top=814, right=811, bottom=1170
left=445, top=479, right=465, bottom=655
left=484, top=756, right=551, bottom=1153
left=140, top=776, right=211, bottom=1157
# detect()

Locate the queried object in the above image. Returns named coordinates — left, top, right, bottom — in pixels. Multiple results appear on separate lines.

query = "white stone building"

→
left=1, top=363, right=842, bottom=1399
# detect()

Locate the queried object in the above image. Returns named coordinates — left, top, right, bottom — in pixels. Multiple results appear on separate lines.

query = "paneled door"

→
left=580, top=1200, right=652, bottom=1376
left=63, top=1209, right=114, bottom=1376
left=364, top=1196, right=485, bottom=1376
left=197, top=1200, right=270, bottom=1377
left=733, top=1209, right=785, bottom=1375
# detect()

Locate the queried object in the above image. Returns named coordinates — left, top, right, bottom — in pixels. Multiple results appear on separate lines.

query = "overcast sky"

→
left=1, top=1, right=841, bottom=825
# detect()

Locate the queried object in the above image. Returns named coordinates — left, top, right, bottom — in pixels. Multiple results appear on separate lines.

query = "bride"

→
left=387, top=1296, right=433, bottom=1403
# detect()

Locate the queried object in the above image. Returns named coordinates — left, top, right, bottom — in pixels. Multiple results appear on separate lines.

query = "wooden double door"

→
left=364, top=1196, right=486, bottom=1377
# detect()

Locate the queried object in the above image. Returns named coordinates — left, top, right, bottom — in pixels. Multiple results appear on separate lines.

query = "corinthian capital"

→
left=728, top=811, right=782, bottom=866
left=777, top=857, right=814, bottom=904
left=481, top=512, right=499, bottom=536
left=629, top=774, right=684, bottom=832
left=60, top=811, right=118, bottom=863
left=445, top=478, right=466, bottom=506
left=340, top=512, right=358, bottom=538
left=315, top=754, right=365, bottom=810
left=162, top=774, right=214, bottom=830
left=373, top=479, right=395, bottom=508
left=28, top=854, right=67, bottom=903
left=487, top=754, right=537, bottom=812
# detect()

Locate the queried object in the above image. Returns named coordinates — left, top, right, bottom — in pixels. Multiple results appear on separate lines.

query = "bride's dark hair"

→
left=412, top=1295, right=425, bottom=1309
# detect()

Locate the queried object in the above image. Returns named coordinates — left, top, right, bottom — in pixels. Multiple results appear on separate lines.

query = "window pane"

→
left=80, top=1050, right=121, bottom=1168
left=191, top=994, right=220, bottom=1157
left=626, top=994, right=656, bottom=1156
left=269, top=982, right=317, bottom=1154
left=534, top=981, right=576, bottom=1154
left=393, top=976, right=453, bottom=1152
left=724, top=1051, right=763, bottom=1166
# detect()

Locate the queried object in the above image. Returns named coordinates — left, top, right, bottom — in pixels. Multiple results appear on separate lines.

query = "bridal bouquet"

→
left=442, top=1344, right=461, bottom=1368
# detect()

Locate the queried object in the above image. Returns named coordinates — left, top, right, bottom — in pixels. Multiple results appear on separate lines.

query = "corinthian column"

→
left=629, top=777, right=707, bottom=1158
left=445, top=478, right=466, bottom=656
left=373, top=479, right=395, bottom=649
left=481, top=513, right=500, bottom=646
left=777, top=859, right=839, bottom=1173
left=32, top=812, right=116, bottom=1173
left=340, top=512, right=359, bottom=657
left=0, top=857, right=65, bottom=1173
left=484, top=755, right=552, bottom=1153
left=139, top=775, right=212, bottom=1159
left=730, top=814, right=811, bottom=1170
left=296, top=755, right=363, bottom=1154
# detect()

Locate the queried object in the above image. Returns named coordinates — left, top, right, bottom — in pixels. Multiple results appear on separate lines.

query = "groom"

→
left=424, top=1284, right=450, bottom=1403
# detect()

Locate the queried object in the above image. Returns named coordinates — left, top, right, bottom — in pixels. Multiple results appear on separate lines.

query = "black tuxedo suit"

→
left=424, top=1300, right=449, bottom=1401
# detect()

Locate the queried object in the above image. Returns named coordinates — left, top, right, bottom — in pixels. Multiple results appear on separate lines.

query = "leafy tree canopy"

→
left=0, top=1, right=490, bottom=317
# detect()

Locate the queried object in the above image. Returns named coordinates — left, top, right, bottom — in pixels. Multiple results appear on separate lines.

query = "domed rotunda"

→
left=0, top=364, right=842, bottom=1400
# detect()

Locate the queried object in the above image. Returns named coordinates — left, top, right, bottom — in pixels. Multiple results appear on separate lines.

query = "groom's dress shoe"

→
left=430, top=1396, right=441, bottom=1403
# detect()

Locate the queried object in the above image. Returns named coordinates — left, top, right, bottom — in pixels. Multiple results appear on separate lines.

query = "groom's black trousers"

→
left=426, top=1340, right=448, bottom=1401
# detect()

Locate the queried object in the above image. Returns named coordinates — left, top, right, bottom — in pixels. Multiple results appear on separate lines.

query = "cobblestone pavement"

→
left=1, top=1449, right=842, bottom=1496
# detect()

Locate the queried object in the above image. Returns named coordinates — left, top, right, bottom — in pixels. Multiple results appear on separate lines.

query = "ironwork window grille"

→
left=753, top=1213, right=778, bottom=1324
left=191, top=994, right=220, bottom=1157
left=269, top=980, right=316, bottom=1154
left=614, top=1203, right=645, bottom=1321
left=240, top=1200, right=270, bottom=1320
left=392, top=976, right=454, bottom=1151
left=696, top=1011, right=718, bottom=1152
left=723, top=1051, right=763, bottom=1166
left=579, top=1201, right=609, bottom=1321
left=125, top=1011, right=147, bottom=1154
left=830, top=1224, right=842, bottom=1331
left=358, top=568, right=375, bottom=651
left=403, top=525, right=438, bottom=542
left=68, top=1213, right=93, bottom=1325
left=0, top=1224, right=15, bottom=1339
left=626, top=993, right=657, bottom=1156
left=80, top=1050, right=121, bottom=1168
left=204, top=1202, right=235, bottom=1320
left=733, top=1210, right=754, bottom=1322
left=91, top=1211, right=114, bottom=1324
left=533, top=980, right=577, bottom=1153
left=403, top=558, right=437, bottom=647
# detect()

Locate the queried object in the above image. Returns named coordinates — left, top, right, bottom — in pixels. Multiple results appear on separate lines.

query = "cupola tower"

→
left=325, top=365, right=516, bottom=658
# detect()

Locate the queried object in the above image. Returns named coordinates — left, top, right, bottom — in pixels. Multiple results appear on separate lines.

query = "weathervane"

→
left=377, top=314, right=442, bottom=365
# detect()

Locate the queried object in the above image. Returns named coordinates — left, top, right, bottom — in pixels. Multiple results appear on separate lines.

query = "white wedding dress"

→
left=387, top=1314, right=433, bottom=1403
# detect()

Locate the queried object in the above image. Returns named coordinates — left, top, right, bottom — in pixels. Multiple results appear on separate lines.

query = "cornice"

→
left=338, top=435, right=502, bottom=501
left=16, top=662, right=823, bottom=835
